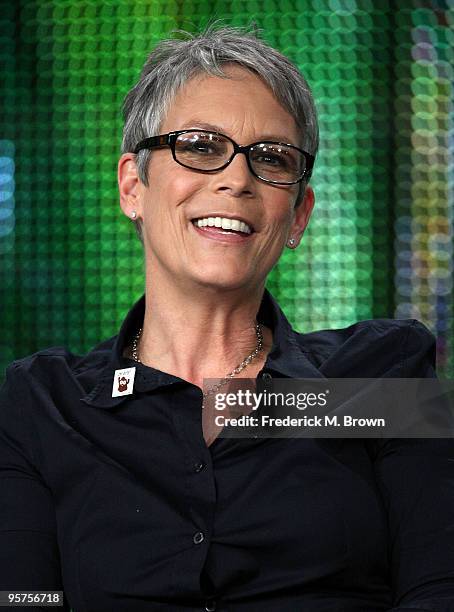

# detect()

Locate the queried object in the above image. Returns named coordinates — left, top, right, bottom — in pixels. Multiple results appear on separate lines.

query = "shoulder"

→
left=295, top=318, right=436, bottom=377
left=1, top=335, right=116, bottom=405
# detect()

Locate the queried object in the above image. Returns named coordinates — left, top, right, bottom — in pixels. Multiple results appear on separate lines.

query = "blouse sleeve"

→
left=0, top=363, right=70, bottom=611
left=367, top=321, right=454, bottom=612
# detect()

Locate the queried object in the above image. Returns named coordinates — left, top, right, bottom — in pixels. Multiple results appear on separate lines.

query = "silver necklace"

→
left=131, top=323, right=264, bottom=408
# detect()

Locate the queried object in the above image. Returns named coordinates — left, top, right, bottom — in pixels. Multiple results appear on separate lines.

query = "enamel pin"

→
left=112, top=366, right=136, bottom=397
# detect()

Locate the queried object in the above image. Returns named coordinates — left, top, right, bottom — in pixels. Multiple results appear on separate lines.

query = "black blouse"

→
left=1, top=289, right=453, bottom=612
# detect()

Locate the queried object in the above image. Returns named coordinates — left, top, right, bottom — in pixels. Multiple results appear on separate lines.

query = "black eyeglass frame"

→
left=132, top=130, right=314, bottom=185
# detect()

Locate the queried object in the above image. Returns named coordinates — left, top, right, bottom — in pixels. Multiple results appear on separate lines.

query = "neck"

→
left=130, top=266, right=273, bottom=388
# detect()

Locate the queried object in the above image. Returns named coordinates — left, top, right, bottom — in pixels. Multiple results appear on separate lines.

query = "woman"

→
left=1, top=26, right=453, bottom=612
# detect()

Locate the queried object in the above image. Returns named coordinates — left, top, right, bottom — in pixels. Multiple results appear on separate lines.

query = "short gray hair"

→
left=121, top=24, right=319, bottom=244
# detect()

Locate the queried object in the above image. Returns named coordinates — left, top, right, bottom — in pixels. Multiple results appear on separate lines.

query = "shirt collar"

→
left=256, top=290, right=324, bottom=379
left=81, top=289, right=324, bottom=410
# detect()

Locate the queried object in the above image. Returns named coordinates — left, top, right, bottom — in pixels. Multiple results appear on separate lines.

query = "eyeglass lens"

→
left=174, top=131, right=305, bottom=183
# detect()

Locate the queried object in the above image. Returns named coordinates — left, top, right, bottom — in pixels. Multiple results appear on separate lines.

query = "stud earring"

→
left=287, top=238, right=296, bottom=247
left=130, top=211, right=137, bottom=220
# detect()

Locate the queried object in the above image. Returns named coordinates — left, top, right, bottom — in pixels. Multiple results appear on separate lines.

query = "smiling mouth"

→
left=191, top=216, right=254, bottom=235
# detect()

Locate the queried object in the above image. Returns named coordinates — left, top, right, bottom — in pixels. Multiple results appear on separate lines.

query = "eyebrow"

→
left=178, top=121, right=295, bottom=145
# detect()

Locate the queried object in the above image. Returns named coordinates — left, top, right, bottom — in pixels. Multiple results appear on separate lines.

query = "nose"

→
left=211, top=151, right=255, bottom=197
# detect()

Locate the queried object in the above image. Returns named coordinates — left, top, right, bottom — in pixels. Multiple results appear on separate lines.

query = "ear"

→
left=118, top=153, right=144, bottom=220
left=288, top=185, right=315, bottom=248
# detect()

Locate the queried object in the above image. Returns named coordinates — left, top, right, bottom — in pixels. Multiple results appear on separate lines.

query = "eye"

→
left=189, top=142, right=219, bottom=155
left=251, top=148, right=295, bottom=171
left=176, top=133, right=228, bottom=157
left=254, top=153, right=286, bottom=167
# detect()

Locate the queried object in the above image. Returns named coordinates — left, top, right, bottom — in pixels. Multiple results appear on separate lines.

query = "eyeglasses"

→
left=132, top=130, right=314, bottom=185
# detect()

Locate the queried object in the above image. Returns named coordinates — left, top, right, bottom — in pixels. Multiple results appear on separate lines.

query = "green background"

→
left=1, top=0, right=453, bottom=379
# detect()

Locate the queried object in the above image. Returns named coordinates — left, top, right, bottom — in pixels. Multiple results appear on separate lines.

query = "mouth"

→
left=190, top=215, right=255, bottom=244
left=191, top=215, right=254, bottom=235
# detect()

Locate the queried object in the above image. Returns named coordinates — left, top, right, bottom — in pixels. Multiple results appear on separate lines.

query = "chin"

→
left=191, top=271, right=252, bottom=292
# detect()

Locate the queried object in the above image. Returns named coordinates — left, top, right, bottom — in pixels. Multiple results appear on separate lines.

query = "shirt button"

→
left=193, top=531, right=204, bottom=544
left=194, top=461, right=205, bottom=473
left=205, top=600, right=216, bottom=611
left=262, top=372, right=272, bottom=380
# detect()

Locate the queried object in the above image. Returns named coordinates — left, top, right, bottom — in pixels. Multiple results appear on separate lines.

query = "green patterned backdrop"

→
left=1, top=0, right=453, bottom=379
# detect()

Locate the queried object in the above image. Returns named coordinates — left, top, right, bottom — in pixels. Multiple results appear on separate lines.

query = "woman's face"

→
left=120, top=65, right=314, bottom=294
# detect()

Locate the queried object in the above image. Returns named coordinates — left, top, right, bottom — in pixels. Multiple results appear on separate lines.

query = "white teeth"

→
left=193, top=216, right=252, bottom=234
